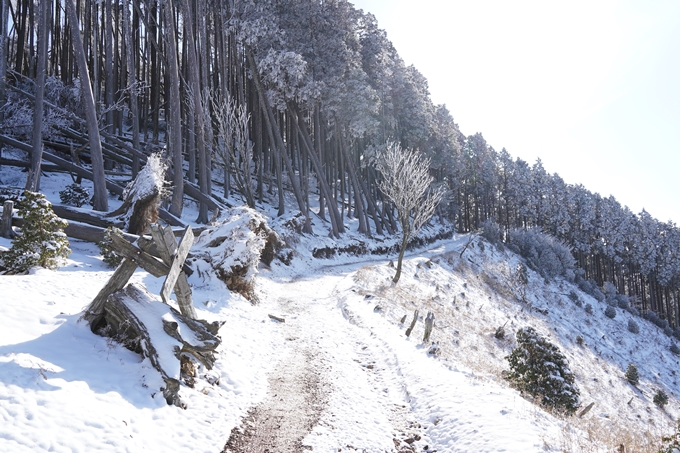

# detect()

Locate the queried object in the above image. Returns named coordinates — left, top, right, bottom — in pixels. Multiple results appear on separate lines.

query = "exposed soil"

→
left=222, top=298, right=329, bottom=453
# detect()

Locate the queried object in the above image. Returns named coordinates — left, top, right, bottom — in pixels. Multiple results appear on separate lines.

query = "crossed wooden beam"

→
left=82, top=223, right=197, bottom=326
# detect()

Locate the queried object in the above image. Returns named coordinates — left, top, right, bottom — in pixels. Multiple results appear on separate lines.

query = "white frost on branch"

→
left=374, top=141, right=444, bottom=243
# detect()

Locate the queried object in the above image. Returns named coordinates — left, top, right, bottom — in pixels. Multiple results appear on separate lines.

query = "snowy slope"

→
left=1, top=165, right=679, bottom=452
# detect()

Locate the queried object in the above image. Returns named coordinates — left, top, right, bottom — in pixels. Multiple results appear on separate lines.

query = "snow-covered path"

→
left=227, top=260, right=559, bottom=453
left=0, top=237, right=567, bottom=453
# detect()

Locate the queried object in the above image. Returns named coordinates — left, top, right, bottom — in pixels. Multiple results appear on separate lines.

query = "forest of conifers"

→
left=1, top=0, right=679, bottom=327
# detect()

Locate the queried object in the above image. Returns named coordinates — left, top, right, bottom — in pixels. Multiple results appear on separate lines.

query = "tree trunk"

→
left=393, top=232, right=408, bottom=283
left=1, top=200, right=15, bottom=238
left=181, top=0, right=209, bottom=224
left=246, top=48, right=309, bottom=226
left=0, top=0, right=9, bottom=130
left=26, top=0, right=50, bottom=191
left=123, top=0, right=140, bottom=176
left=64, top=0, right=108, bottom=211
left=161, top=0, right=184, bottom=217
left=291, top=107, right=344, bottom=236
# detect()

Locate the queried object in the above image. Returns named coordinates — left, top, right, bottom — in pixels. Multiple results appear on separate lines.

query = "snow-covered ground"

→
left=1, top=165, right=679, bottom=452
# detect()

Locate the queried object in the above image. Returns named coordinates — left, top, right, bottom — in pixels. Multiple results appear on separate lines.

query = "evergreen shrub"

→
left=507, top=228, right=575, bottom=281
left=628, top=319, right=640, bottom=334
left=504, top=327, right=580, bottom=415
left=625, top=363, right=639, bottom=385
left=0, top=191, right=70, bottom=274
left=480, top=219, right=503, bottom=246
left=654, top=389, right=669, bottom=408
left=604, top=305, right=616, bottom=319
left=59, top=183, right=91, bottom=207
left=670, top=344, right=680, bottom=356
left=98, top=227, right=124, bottom=268
left=568, top=291, right=582, bottom=307
left=585, top=304, right=593, bottom=315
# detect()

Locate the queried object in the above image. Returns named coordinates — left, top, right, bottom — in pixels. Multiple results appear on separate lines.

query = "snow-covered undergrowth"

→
left=191, top=206, right=281, bottom=302
left=346, top=236, right=680, bottom=451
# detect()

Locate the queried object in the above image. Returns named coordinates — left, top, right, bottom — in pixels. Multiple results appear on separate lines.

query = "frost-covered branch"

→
left=374, top=141, right=444, bottom=283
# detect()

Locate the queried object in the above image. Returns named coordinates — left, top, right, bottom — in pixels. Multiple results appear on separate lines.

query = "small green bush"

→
left=604, top=305, right=616, bottom=319
left=0, top=191, right=70, bottom=274
left=504, top=327, right=580, bottom=415
left=97, top=227, right=124, bottom=268
left=628, top=319, right=640, bottom=334
left=654, top=389, right=669, bottom=409
left=59, top=183, right=91, bottom=207
left=585, top=303, right=593, bottom=315
left=625, top=363, right=639, bottom=385
left=670, top=344, right=680, bottom=356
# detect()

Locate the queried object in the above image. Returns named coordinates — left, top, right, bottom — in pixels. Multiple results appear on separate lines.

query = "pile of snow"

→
left=191, top=206, right=282, bottom=302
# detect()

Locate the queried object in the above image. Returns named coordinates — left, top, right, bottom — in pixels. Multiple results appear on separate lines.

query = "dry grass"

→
left=550, top=415, right=668, bottom=453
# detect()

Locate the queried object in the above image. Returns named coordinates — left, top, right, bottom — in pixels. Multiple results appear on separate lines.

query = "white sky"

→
left=350, top=0, right=680, bottom=225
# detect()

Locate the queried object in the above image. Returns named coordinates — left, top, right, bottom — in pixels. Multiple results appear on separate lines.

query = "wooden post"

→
left=1, top=200, right=15, bottom=238
left=82, top=258, right=138, bottom=325
left=405, top=309, right=419, bottom=338
left=156, top=225, right=196, bottom=319
left=423, top=312, right=435, bottom=343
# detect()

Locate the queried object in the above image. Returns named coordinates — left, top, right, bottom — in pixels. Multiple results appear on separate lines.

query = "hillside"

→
left=1, top=168, right=679, bottom=452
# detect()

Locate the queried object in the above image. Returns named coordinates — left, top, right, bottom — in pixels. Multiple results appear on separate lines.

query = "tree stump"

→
left=1, top=200, right=14, bottom=238
left=405, top=309, right=419, bottom=338
left=423, top=311, right=435, bottom=343
left=103, top=284, right=221, bottom=407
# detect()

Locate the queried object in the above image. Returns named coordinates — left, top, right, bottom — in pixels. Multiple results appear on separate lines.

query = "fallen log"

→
left=52, top=204, right=125, bottom=229
left=0, top=133, right=223, bottom=216
left=101, top=283, right=221, bottom=407
left=0, top=157, right=62, bottom=173
left=268, top=314, right=285, bottom=323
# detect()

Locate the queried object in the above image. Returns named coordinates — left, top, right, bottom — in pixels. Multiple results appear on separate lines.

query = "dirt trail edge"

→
left=222, top=295, right=330, bottom=453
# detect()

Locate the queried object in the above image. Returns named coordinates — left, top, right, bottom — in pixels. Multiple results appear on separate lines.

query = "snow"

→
left=1, top=163, right=679, bottom=452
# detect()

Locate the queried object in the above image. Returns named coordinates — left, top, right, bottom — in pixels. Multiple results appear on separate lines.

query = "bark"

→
left=123, top=0, right=140, bottom=176
left=0, top=0, right=10, bottom=128
left=423, top=311, right=434, bottom=343
left=26, top=0, right=50, bottom=191
left=405, top=309, right=419, bottom=337
left=161, top=0, right=184, bottom=217
left=150, top=224, right=196, bottom=319
left=181, top=0, right=209, bottom=223
left=291, top=107, right=344, bottom=237
left=1, top=200, right=15, bottom=238
left=64, top=0, right=108, bottom=211
left=246, top=48, right=310, bottom=227
left=95, top=283, right=220, bottom=406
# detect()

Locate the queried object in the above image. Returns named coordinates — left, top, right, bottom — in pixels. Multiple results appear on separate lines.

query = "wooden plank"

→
left=109, top=233, right=169, bottom=277
left=150, top=224, right=197, bottom=319
left=160, top=226, right=194, bottom=307
left=81, top=258, right=138, bottom=325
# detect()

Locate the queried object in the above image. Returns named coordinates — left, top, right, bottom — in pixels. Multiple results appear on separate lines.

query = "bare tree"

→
left=26, top=0, right=50, bottom=191
left=0, top=0, right=9, bottom=129
left=374, top=142, right=444, bottom=283
left=213, top=93, right=256, bottom=208
left=161, top=0, right=184, bottom=217
left=64, top=0, right=108, bottom=211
